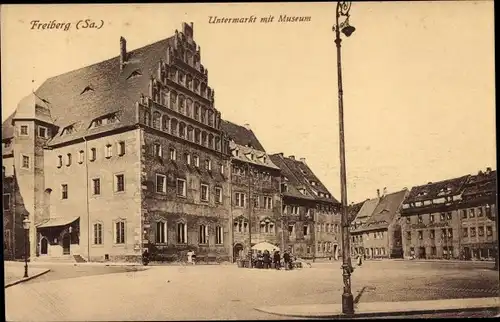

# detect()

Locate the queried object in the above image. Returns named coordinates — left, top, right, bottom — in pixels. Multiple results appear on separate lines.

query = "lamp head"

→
left=341, top=24, right=356, bottom=37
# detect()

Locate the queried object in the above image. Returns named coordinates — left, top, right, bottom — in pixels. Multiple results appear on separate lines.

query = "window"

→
left=20, top=125, right=28, bottom=136
left=291, top=206, right=299, bottom=215
left=78, top=150, right=84, bottom=164
left=156, top=174, right=166, bottom=193
left=478, top=208, right=483, bottom=217
left=317, top=224, right=321, bottom=232
left=478, top=226, right=485, bottom=237
left=431, top=247, right=436, bottom=256
left=469, top=209, right=475, bottom=218
left=118, top=142, right=126, bottom=156
left=406, top=231, right=411, bottom=240
left=105, top=144, right=112, bottom=158
left=406, top=217, right=411, bottom=224
left=21, top=155, right=30, bottom=169
left=205, top=159, right=212, bottom=171
left=93, top=223, right=103, bottom=245
left=221, top=164, right=225, bottom=175
left=486, top=206, right=492, bottom=217
left=153, top=144, right=163, bottom=157
left=199, top=225, right=208, bottom=244
left=462, top=228, right=468, bottom=237
left=462, top=210, right=467, bottom=219
left=38, top=126, right=47, bottom=138
left=215, top=226, right=223, bottom=244
left=92, top=178, right=101, bottom=195
left=90, top=148, right=97, bottom=161
left=429, top=229, right=435, bottom=239
left=263, top=196, right=273, bottom=209
left=152, top=112, right=161, bottom=129
left=61, top=184, right=68, bottom=199
left=288, top=224, right=295, bottom=234
left=303, top=225, right=309, bottom=236
left=177, top=179, right=187, bottom=197
left=446, top=212, right=452, bottom=220
left=470, top=227, right=476, bottom=237
left=193, top=155, right=200, bottom=167
left=235, top=192, right=246, bottom=207
left=115, top=174, right=125, bottom=192
left=57, top=155, right=63, bottom=168
left=200, top=184, right=209, bottom=202
left=215, top=187, right=223, bottom=204
left=418, top=215, right=422, bottom=223
left=3, top=194, right=11, bottom=210
left=177, top=222, right=187, bottom=243
left=156, top=221, right=167, bottom=243
left=66, top=153, right=72, bottom=166
left=185, top=153, right=191, bottom=165
left=317, top=242, right=321, bottom=252
left=115, top=221, right=125, bottom=244
left=440, top=213, right=445, bottom=221
left=447, top=228, right=453, bottom=238
left=429, top=214, right=434, bottom=222
left=486, top=226, right=493, bottom=236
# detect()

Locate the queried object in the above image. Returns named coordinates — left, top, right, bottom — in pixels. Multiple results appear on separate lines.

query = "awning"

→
left=37, top=216, right=79, bottom=228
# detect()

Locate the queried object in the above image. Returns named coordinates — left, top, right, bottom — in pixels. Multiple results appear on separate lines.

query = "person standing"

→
left=283, top=250, right=291, bottom=270
left=187, top=249, right=196, bottom=265
left=273, top=251, right=281, bottom=270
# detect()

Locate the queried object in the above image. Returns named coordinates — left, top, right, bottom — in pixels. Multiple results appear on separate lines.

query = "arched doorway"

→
left=40, top=237, right=48, bottom=255
left=62, top=234, right=71, bottom=255
left=233, top=243, right=244, bottom=262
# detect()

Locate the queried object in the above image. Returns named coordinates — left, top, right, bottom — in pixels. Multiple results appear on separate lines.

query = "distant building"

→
left=351, top=189, right=408, bottom=259
left=401, top=168, right=497, bottom=261
left=269, top=154, right=341, bottom=259
left=350, top=195, right=380, bottom=255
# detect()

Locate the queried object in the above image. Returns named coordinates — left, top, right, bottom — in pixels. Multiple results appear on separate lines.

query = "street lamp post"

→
left=332, top=1, right=356, bottom=315
left=22, top=216, right=31, bottom=278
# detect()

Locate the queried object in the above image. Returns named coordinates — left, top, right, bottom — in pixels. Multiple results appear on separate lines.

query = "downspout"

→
left=83, top=136, right=91, bottom=262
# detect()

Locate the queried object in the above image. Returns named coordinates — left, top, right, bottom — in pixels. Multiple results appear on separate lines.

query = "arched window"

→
left=199, top=224, right=208, bottom=244
left=208, top=110, right=214, bottom=127
left=152, top=111, right=161, bottom=129
left=201, top=83, right=207, bottom=97
left=144, top=111, right=151, bottom=126
left=200, top=107, right=206, bottom=124
left=215, top=136, right=221, bottom=151
left=194, top=79, right=200, bottom=94
left=260, top=220, right=275, bottom=234
left=194, top=103, right=200, bottom=120
left=187, top=126, right=194, bottom=141
left=170, top=118, right=178, bottom=136
left=169, top=67, right=177, bottom=81
left=170, top=91, right=178, bottom=110
left=178, top=71, right=185, bottom=85
left=163, top=89, right=170, bottom=108
left=187, top=52, right=193, bottom=66
left=186, top=99, right=193, bottom=117
left=201, top=131, right=207, bottom=146
left=186, top=74, right=193, bottom=90
left=194, top=128, right=201, bottom=144
left=162, top=115, right=169, bottom=132
left=208, top=134, right=214, bottom=149
left=179, top=122, right=186, bottom=138
left=177, top=222, right=187, bottom=244
left=178, top=95, right=185, bottom=114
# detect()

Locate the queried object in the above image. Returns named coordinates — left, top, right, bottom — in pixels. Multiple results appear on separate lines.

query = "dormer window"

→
left=63, top=125, right=75, bottom=135
left=310, top=181, right=317, bottom=186
left=127, top=69, right=143, bottom=80
left=95, top=119, right=103, bottom=126
left=80, top=85, right=94, bottom=95
left=417, top=191, right=427, bottom=197
left=299, top=188, right=306, bottom=195
left=281, top=183, right=288, bottom=193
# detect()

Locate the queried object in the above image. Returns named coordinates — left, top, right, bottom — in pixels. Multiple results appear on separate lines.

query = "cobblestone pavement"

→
left=5, top=260, right=499, bottom=321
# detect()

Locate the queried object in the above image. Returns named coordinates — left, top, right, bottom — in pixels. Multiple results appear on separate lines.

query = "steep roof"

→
left=26, top=36, right=175, bottom=146
left=352, top=198, right=380, bottom=224
left=2, top=112, right=15, bottom=140
left=269, top=154, right=315, bottom=200
left=404, top=175, right=470, bottom=204
left=221, top=120, right=266, bottom=152
left=353, top=189, right=408, bottom=232
left=463, top=169, right=497, bottom=198
left=229, top=140, right=279, bottom=170
left=347, top=200, right=366, bottom=223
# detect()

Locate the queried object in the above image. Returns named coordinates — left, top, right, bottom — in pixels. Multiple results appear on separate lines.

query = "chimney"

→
left=300, top=157, right=306, bottom=163
left=243, top=123, right=251, bottom=131
left=120, top=36, right=127, bottom=71
left=382, top=187, right=387, bottom=197
left=278, top=152, right=284, bottom=157
left=486, top=167, right=492, bottom=173
left=289, top=155, right=295, bottom=160
left=376, top=189, right=380, bottom=198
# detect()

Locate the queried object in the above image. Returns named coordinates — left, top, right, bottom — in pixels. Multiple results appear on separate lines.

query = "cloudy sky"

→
left=1, top=2, right=495, bottom=203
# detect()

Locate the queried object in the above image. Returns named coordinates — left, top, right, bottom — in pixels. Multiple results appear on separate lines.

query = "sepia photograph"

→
left=1, top=2, right=498, bottom=320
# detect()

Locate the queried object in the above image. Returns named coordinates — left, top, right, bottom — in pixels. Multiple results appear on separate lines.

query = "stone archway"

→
left=233, top=243, right=244, bottom=262
left=40, top=237, right=48, bottom=255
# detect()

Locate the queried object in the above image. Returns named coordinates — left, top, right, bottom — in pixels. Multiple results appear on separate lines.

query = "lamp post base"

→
left=342, top=292, right=354, bottom=315
left=23, top=266, right=29, bottom=278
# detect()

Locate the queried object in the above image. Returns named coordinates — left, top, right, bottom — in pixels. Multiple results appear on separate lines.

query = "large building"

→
left=2, top=22, right=337, bottom=263
left=401, top=168, right=497, bottom=260
left=350, top=189, right=408, bottom=259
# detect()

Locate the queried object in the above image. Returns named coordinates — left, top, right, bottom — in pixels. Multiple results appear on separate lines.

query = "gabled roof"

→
left=404, top=175, right=470, bottom=204
left=353, top=189, right=408, bottom=232
left=352, top=197, right=380, bottom=223
left=221, top=120, right=266, bottom=152
left=229, top=141, right=280, bottom=170
left=347, top=200, right=366, bottom=223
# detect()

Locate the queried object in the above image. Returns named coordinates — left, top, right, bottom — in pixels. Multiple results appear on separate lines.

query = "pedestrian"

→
left=357, top=253, right=362, bottom=266
left=263, top=250, right=271, bottom=269
left=187, top=249, right=196, bottom=265
left=283, top=250, right=291, bottom=270
left=142, top=248, right=150, bottom=266
left=273, top=251, right=281, bottom=270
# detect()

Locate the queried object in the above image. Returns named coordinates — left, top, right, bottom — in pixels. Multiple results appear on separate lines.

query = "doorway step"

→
left=73, top=255, right=87, bottom=263
left=32, top=255, right=76, bottom=263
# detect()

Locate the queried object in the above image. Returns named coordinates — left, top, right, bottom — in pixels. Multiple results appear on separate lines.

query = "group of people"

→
left=252, top=249, right=295, bottom=270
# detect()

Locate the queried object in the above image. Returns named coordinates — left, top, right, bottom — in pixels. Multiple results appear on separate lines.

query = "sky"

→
left=1, top=2, right=496, bottom=203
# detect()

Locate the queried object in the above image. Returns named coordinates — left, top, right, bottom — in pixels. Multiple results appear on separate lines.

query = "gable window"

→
left=169, top=148, right=176, bottom=161
left=281, top=183, right=288, bottom=193
left=90, top=148, right=97, bottom=161
left=486, top=226, right=493, bottom=236
left=199, top=224, right=208, bottom=244
left=156, top=174, right=166, bottom=193
left=291, top=206, right=299, bottom=215
left=462, top=209, right=467, bottom=219
left=177, top=178, right=187, bottom=197
left=57, top=155, right=63, bottom=168
left=263, top=196, right=273, bottom=209
left=61, top=184, right=68, bottom=199
left=429, top=229, right=435, bottom=239
left=440, top=213, right=445, bottom=221
left=20, top=125, right=29, bottom=136
left=38, top=126, right=48, bottom=138
left=446, top=212, right=452, bottom=220
left=235, top=192, right=246, bottom=208
left=470, top=227, right=476, bottom=237
left=417, top=215, right=422, bottom=223
left=200, top=184, right=209, bottom=202
left=177, top=222, right=187, bottom=243
left=93, top=223, right=103, bottom=245
left=118, top=141, right=126, bottom=156
left=406, top=217, right=411, bottom=224
left=462, top=228, right=468, bottom=237
left=3, top=194, right=11, bottom=210
left=153, top=143, right=162, bottom=158
left=215, top=187, right=223, bottom=204
left=469, top=209, right=475, bottom=218
left=21, top=155, right=30, bottom=169
left=114, top=221, right=126, bottom=244
left=478, top=226, right=485, bottom=237
left=156, top=221, right=167, bottom=244
left=105, top=144, right=112, bottom=158
left=115, top=174, right=125, bottom=192
left=477, top=208, right=483, bottom=217
left=78, top=151, right=84, bottom=164
left=92, top=178, right=101, bottom=195
left=215, top=226, right=223, bottom=244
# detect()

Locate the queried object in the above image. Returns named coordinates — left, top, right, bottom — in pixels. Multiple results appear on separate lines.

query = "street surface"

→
left=5, top=260, right=499, bottom=320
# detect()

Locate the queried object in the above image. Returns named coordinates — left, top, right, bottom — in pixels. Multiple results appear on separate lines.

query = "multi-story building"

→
left=401, top=175, right=471, bottom=259
left=350, top=195, right=380, bottom=256
left=2, top=22, right=338, bottom=264
left=269, top=154, right=341, bottom=259
left=351, top=189, right=408, bottom=259
left=458, top=168, right=497, bottom=261
left=221, top=121, right=282, bottom=261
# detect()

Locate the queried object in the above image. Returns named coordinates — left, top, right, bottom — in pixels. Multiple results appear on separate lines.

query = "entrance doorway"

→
left=419, top=247, right=426, bottom=259
left=40, top=237, right=48, bottom=255
left=233, top=243, right=244, bottom=262
left=62, top=234, right=71, bottom=255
